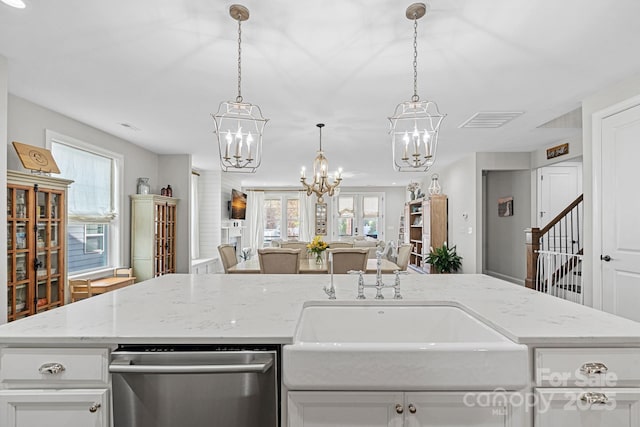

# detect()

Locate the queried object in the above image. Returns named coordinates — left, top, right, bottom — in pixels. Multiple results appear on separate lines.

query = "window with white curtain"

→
left=262, top=193, right=300, bottom=246
left=334, top=192, right=384, bottom=239
left=47, top=130, right=122, bottom=274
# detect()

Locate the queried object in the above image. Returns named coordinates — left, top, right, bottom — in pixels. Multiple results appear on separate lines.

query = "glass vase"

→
left=315, top=253, right=324, bottom=265
left=137, top=177, right=150, bottom=195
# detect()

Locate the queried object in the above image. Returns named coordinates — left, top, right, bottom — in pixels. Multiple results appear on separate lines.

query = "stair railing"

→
left=535, top=250, right=584, bottom=304
left=525, top=194, right=583, bottom=290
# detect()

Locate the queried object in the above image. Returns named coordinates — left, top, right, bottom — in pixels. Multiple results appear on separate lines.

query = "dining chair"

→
left=328, top=248, right=369, bottom=274
left=218, top=244, right=238, bottom=273
left=258, top=248, right=301, bottom=274
left=280, top=241, right=310, bottom=258
left=395, top=244, right=412, bottom=271
left=69, top=279, right=93, bottom=302
left=114, top=267, right=133, bottom=277
left=327, top=241, right=354, bottom=249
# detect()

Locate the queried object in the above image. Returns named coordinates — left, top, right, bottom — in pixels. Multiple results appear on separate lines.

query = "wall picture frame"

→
left=498, top=196, right=514, bottom=217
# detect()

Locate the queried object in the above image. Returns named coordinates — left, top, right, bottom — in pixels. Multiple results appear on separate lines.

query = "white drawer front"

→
left=0, top=348, right=109, bottom=388
left=536, top=348, right=640, bottom=387
left=535, top=388, right=640, bottom=427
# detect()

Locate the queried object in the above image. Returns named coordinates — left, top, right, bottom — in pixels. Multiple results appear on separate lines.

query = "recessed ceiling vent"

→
left=459, top=111, right=524, bottom=129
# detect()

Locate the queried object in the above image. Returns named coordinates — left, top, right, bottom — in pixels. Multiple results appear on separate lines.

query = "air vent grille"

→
left=459, top=112, right=524, bottom=129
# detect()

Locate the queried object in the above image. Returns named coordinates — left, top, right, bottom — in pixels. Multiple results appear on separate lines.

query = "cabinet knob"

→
left=580, top=362, right=608, bottom=375
left=89, top=403, right=102, bottom=413
left=395, top=404, right=404, bottom=414
left=408, top=403, right=417, bottom=414
left=580, top=392, right=609, bottom=405
left=38, top=362, right=65, bottom=375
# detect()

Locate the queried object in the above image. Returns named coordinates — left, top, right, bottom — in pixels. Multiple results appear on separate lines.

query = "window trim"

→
left=84, top=224, right=106, bottom=255
left=46, top=129, right=124, bottom=274
left=262, top=192, right=301, bottom=246
left=332, top=192, right=384, bottom=240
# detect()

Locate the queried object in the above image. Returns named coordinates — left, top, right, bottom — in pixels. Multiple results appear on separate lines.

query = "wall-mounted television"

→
left=230, top=189, right=247, bottom=220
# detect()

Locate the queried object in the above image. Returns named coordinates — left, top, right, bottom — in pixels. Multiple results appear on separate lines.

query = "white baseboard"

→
left=484, top=270, right=524, bottom=286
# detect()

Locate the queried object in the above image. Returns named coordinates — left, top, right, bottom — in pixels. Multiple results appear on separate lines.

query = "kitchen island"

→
left=1, top=273, right=640, bottom=426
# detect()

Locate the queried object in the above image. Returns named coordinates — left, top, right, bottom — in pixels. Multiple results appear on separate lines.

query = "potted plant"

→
left=425, top=242, right=462, bottom=273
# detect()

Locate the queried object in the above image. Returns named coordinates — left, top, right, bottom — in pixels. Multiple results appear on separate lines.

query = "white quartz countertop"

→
left=1, top=274, right=640, bottom=346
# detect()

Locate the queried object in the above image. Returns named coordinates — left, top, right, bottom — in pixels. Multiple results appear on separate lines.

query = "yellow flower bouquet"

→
left=307, top=236, right=329, bottom=264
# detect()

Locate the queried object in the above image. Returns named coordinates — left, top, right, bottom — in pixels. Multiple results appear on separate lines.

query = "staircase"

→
left=525, top=194, right=584, bottom=303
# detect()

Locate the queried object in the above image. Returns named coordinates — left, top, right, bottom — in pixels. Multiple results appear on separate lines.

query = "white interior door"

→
left=601, top=104, right=640, bottom=322
left=537, top=163, right=582, bottom=228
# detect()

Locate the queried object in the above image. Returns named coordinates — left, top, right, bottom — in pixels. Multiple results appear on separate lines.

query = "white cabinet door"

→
left=405, top=392, right=526, bottom=427
left=536, top=388, right=640, bottom=427
left=288, top=391, right=404, bottom=427
left=0, top=389, right=108, bottom=427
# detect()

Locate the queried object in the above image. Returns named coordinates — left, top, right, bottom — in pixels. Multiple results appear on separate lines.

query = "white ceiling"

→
left=2, top=0, right=639, bottom=187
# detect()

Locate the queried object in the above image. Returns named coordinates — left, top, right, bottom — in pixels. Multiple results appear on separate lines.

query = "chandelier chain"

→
left=236, top=17, right=243, bottom=103
left=412, top=14, right=419, bottom=102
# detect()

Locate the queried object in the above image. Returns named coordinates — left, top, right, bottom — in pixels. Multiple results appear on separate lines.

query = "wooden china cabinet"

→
left=404, top=194, right=448, bottom=273
left=130, top=194, right=178, bottom=282
left=6, top=171, right=72, bottom=322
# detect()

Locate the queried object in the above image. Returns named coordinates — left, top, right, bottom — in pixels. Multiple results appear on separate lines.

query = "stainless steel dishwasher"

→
left=110, top=345, right=279, bottom=427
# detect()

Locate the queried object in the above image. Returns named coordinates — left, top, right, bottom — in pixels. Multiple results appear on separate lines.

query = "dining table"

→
left=227, top=257, right=400, bottom=274
left=89, top=276, right=137, bottom=295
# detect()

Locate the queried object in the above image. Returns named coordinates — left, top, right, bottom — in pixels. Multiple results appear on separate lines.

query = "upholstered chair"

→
left=258, top=248, right=301, bottom=274
left=218, top=244, right=238, bottom=273
left=328, top=248, right=369, bottom=274
left=327, top=241, right=354, bottom=249
left=395, top=244, right=412, bottom=271
left=280, top=241, right=310, bottom=258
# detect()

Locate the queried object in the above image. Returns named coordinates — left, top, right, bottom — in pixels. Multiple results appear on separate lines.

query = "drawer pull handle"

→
left=580, top=392, right=609, bottom=405
left=580, top=362, right=608, bottom=375
left=395, top=404, right=404, bottom=414
left=89, top=403, right=101, bottom=413
left=408, top=403, right=417, bottom=414
left=38, top=362, right=66, bottom=375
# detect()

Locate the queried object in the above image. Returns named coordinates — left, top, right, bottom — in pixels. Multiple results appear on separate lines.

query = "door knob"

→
left=408, top=403, right=417, bottom=414
left=395, top=404, right=404, bottom=414
left=600, top=255, right=612, bottom=262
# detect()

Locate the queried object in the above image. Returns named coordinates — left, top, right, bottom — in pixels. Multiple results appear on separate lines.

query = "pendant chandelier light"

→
left=388, top=3, right=446, bottom=172
left=300, top=124, right=343, bottom=203
left=212, top=4, right=268, bottom=173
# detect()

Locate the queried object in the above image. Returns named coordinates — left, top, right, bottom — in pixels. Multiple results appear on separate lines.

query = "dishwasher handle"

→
left=109, top=358, right=273, bottom=374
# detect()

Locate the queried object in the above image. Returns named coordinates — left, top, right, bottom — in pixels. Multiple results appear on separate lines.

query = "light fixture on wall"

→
left=388, top=2, right=445, bottom=172
left=212, top=4, right=268, bottom=173
left=300, top=123, right=343, bottom=203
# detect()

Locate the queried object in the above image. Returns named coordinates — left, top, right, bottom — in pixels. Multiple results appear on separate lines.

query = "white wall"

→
left=484, top=170, right=531, bottom=285
left=433, top=152, right=531, bottom=274
left=7, top=95, right=161, bottom=267
left=158, top=154, right=192, bottom=273
left=530, top=135, right=583, bottom=169
left=0, top=55, right=8, bottom=324
left=198, top=170, right=222, bottom=259
left=582, top=72, right=640, bottom=307
left=435, top=154, right=478, bottom=273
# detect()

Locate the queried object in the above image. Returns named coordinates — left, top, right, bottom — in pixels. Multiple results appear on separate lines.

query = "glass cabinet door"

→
left=7, top=183, right=66, bottom=321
